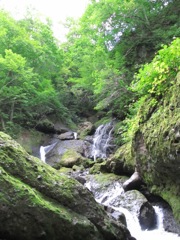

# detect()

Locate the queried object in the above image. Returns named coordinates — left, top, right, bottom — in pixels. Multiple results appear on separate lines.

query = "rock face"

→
left=132, top=73, right=180, bottom=223
left=0, top=132, right=131, bottom=240
left=139, top=202, right=157, bottom=230
left=106, top=142, right=135, bottom=176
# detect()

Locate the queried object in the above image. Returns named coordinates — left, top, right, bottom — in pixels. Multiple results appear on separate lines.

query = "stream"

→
left=85, top=178, right=180, bottom=240
left=39, top=122, right=180, bottom=240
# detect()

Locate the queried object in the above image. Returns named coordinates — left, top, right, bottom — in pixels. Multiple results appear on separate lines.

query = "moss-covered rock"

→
left=45, top=139, right=85, bottom=166
left=0, top=132, right=131, bottom=240
left=132, top=73, right=180, bottom=222
left=60, top=149, right=83, bottom=167
left=106, top=142, right=135, bottom=176
left=89, top=162, right=108, bottom=174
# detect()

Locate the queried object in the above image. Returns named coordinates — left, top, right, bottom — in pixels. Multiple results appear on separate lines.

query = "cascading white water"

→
left=73, top=132, right=78, bottom=140
left=39, top=142, right=57, bottom=163
left=40, top=146, right=46, bottom=163
left=85, top=180, right=180, bottom=240
left=115, top=205, right=180, bottom=240
left=91, top=122, right=114, bottom=160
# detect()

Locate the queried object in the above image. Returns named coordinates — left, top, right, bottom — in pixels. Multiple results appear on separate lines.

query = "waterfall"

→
left=85, top=180, right=180, bottom=240
left=39, top=142, right=57, bottom=163
left=73, top=132, right=78, bottom=140
left=91, top=122, right=114, bottom=160
left=40, top=146, right=46, bottom=163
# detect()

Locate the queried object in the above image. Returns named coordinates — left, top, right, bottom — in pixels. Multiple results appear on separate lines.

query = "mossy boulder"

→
left=60, top=150, right=94, bottom=169
left=0, top=132, right=131, bottom=240
left=132, top=73, right=180, bottom=222
left=60, top=149, right=83, bottom=168
left=45, top=139, right=85, bottom=166
left=106, top=142, right=135, bottom=176
left=89, top=162, right=108, bottom=174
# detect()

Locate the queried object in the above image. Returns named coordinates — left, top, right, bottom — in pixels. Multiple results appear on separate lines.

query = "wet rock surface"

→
left=139, top=202, right=157, bottom=230
left=0, top=132, right=132, bottom=240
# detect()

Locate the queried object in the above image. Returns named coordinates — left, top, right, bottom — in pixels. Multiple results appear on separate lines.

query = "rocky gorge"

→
left=0, top=74, right=179, bottom=239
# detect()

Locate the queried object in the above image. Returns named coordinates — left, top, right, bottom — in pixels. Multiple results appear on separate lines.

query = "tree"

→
left=61, top=0, right=179, bottom=119
left=0, top=10, right=71, bottom=133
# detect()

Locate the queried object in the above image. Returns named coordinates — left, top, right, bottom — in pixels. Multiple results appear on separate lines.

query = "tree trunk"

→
left=1, top=117, right=5, bottom=130
left=10, top=100, right=15, bottom=122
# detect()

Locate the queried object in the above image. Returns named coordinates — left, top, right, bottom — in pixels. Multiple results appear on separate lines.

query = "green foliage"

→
left=0, top=0, right=179, bottom=136
left=121, top=38, right=180, bottom=143
left=0, top=10, right=73, bottom=134
left=133, top=38, right=180, bottom=96
left=62, top=0, right=179, bottom=120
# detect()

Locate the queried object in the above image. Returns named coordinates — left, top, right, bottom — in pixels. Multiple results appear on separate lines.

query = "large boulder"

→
left=15, top=128, right=48, bottom=157
left=45, top=139, right=85, bottom=166
left=132, top=73, right=180, bottom=223
left=139, top=202, right=157, bottom=230
left=57, top=131, right=76, bottom=140
left=60, top=149, right=83, bottom=168
left=106, top=142, right=135, bottom=176
left=0, top=132, right=132, bottom=240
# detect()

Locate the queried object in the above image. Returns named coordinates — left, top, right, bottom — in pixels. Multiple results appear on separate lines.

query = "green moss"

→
left=130, top=73, right=180, bottom=222
left=59, top=167, right=73, bottom=174
left=0, top=167, right=100, bottom=240
left=61, top=149, right=81, bottom=161
left=93, top=173, right=126, bottom=186
left=0, top=132, right=80, bottom=205
left=89, top=162, right=107, bottom=174
left=107, top=141, right=135, bottom=175
left=114, top=142, right=134, bottom=167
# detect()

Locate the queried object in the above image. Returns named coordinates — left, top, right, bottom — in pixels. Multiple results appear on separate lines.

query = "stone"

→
left=60, top=149, right=82, bottom=168
left=58, top=131, right=75, bottom=140
left=139, top=202, right=157, bottom=230
left=45, top=139, right=85, bottom=166
left=123, top=171, right=143, bottom=191
left=0, top=131, right=132, bottom=240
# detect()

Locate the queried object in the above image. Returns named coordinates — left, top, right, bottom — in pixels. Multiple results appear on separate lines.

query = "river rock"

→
left=139, top=202, right=157, bottom=230
left=112, top=190, right=156, bottom=230
left=106, top=142, right=135, bottom=176
left=60, top=149, right=83, bottom=167
left=45, top=139, right=85, bottom=166
left=0, top=131, right=132, bottom=240
left=36, top=119, right=70, bottom=134
left=123, top=171, right=143, bottom=191
left=57, top=131, right=75, bottom=140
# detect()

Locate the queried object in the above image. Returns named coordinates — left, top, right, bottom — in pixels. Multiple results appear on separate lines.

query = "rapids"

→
left=39, top=122, right=180, bottom=239
left=85, top=178, right=180, bottom=240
